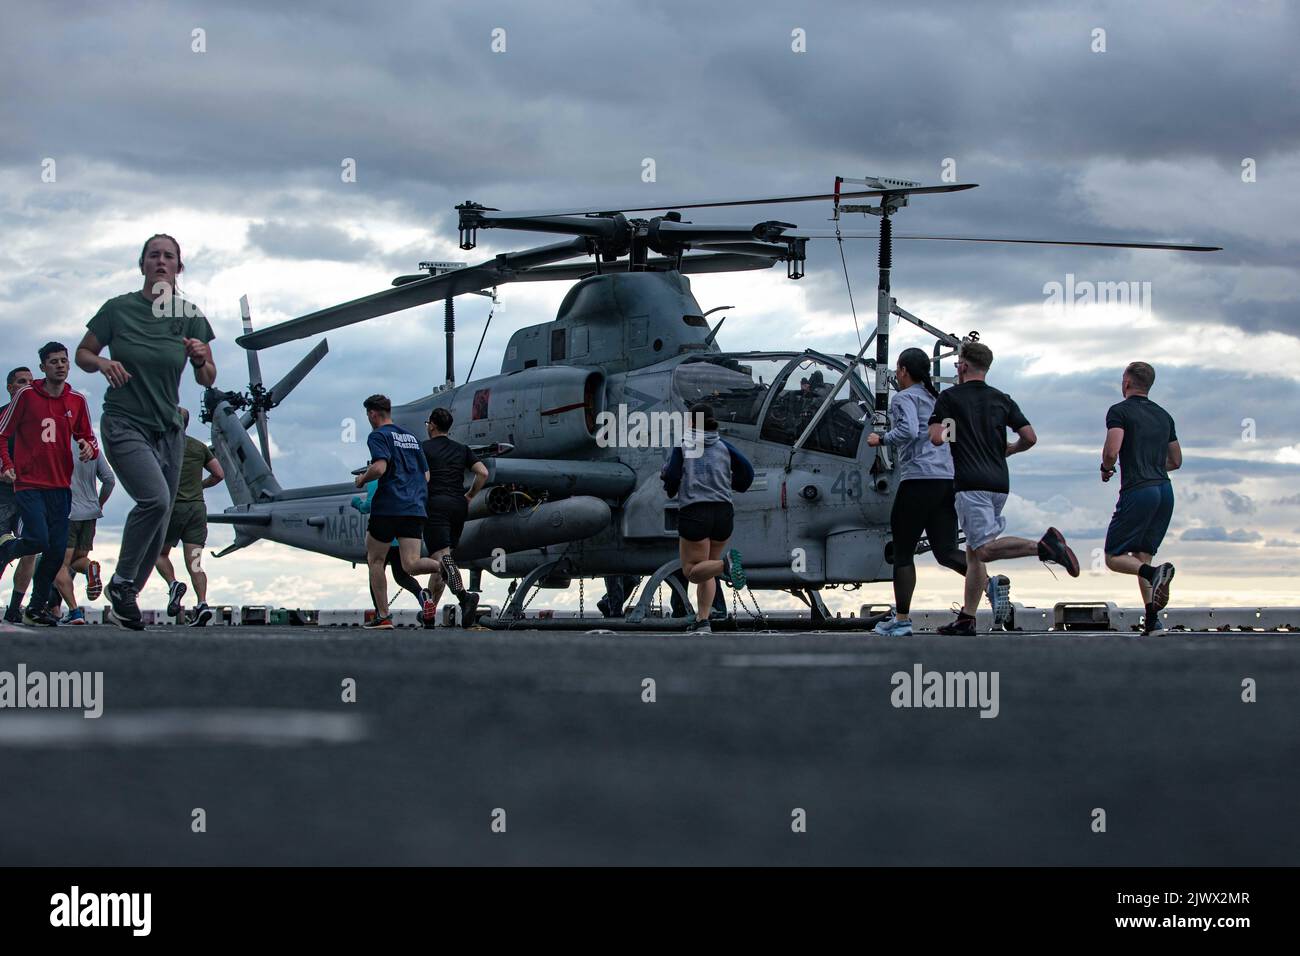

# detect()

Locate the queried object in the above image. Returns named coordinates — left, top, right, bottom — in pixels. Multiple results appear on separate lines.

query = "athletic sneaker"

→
left=189, top=604, right=214, bottom=627
left=166, top=580, right=188, bottom=618
left=106, top=579, right=145, bottom=630
left=721, top=548, right=747, bottom=589
left=3, top=605, right=20, bottom=625
left=458, top=591, right=480, bottom=627
left=85, top=560, right=103, bottom=601
left=23, top=606, right=60, bottom=627
left=419, top=588, right=438, bottom=625
left=1149, top=563, right=1175, bottom=612
left=873, top=614, right=914, bottom=637
left=985, top=574, right=1011, bottom=630
left=58, top=607, right=87, bottom=625
left=688, top=618, right=712, bottom=634
left=937, top=610, right=977, bottom=636
left=1037, top=527, right=1080, bottom=577
left=363, top=614, right=394, bottom=630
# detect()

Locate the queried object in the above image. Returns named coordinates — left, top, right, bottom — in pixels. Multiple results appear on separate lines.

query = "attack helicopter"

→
left=203, top=178, right=1219, bottom=624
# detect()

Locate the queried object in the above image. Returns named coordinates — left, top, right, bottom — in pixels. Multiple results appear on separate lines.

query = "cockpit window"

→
left=759, top=359, right=866, bottom=457
left=672, top=357, right=791, bottom=425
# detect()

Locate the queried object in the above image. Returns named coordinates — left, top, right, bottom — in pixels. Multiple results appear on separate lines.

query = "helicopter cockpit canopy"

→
left=672, top=353, right=869, bottom=458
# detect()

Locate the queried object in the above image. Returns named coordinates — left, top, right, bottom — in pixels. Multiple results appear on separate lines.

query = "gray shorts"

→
left=956, top=490, right=1008, bottom=551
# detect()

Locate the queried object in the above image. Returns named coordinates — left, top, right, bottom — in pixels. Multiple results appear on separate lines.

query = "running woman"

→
left=1101, top=362, right=1180, bottom=635
left=0, top=342, right=99, bottom=626
left=420, top=407, right=489, bottom=628
left=927, top=339, right=1078, bottom=635
left=355, top=395, right=441, bottom=629
left=660, top=402, right=753, bottom=633
left=75, top=235, right=215, bottom=629
left=868, top=348, right=973, bottom=637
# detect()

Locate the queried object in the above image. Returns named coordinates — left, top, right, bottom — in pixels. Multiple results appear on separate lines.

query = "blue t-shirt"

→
left=366, top=423, right=429, bottom=516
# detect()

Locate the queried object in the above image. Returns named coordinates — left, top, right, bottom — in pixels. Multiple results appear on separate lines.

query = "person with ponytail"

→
left=75, top=235, right=216, bottom=629
left=867, top=348, right=982, bottom=636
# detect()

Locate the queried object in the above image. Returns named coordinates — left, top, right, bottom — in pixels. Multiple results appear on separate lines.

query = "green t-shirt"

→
left=87, top=291, right=215, bottom=432
left=176, top=435, right=216, bottom=503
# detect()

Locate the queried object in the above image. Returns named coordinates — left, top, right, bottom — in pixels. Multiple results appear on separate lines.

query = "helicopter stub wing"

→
left=236, top=237, right=592, bottom=350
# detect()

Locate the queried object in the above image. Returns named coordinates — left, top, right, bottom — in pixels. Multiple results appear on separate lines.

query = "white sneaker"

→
left=873, top=614, right=914, bottom=637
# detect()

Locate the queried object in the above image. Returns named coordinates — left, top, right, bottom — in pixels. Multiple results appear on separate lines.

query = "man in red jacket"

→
left=0, top=342, right=98, bottom=626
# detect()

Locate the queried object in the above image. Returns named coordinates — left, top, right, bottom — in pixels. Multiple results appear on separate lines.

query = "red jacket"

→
left=0, top=380, right=98, bottom=491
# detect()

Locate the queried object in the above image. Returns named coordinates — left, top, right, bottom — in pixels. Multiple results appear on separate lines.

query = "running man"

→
left=927, top=340, right=1078, bottom=635
left=51, top=434, right=116, bottom=624
left=0, top=366, right=38, bottom=624
left=1101, top=362, right=1180, bottom=635
left=420, top=407, right=488, bottom=628
left=155, top=407, right=224, bottom=626
left=0, top=343, right=99, bottom=626
left=351, top=478, right=425, bottom=613
left=354, top=395, right=441, bottom=630
left=661, top=402, right=753, bottom=633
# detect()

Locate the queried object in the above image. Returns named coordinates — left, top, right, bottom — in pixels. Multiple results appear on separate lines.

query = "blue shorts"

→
left=1105, top=481, right=1174, bottom=556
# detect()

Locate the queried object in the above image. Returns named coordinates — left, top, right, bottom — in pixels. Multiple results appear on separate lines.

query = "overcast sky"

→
left=2, top=0, right=1297, bottom=613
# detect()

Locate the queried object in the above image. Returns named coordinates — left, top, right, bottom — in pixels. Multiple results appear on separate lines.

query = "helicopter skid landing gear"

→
left=496, top=556, right=573, bottom=624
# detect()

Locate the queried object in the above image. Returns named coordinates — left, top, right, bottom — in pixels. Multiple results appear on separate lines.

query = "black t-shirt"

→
left=1106, top=395, right=1177, bottom=492
left=421, top=436, right=479, bottom=501
left=929, top=380, right=1029, bottom=493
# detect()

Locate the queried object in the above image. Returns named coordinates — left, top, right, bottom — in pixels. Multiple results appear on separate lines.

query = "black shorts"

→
left=424, top=494, right=469, bottom=552
left=368, top=513, right=424, bottom=543
left=1105, top=481, right=1174, bottom=556
left=677, top=501, right=734, bottom=543
left=890, top=478, right=961, bottom=569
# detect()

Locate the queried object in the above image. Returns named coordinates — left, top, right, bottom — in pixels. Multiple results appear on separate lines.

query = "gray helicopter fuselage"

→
left=210, top=269, right=898, bottom=587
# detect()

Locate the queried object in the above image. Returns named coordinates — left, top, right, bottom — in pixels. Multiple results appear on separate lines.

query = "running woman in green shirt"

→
left=75, top=235, right=216, bottom=629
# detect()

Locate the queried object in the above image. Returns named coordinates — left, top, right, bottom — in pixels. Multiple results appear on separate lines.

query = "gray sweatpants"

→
left=101, top=414, right=184, bottom=592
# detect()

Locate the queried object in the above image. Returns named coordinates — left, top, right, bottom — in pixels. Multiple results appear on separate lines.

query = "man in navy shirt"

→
left=354, top=394, right=441, bottom=629
left=1101, top=362, right=1180, bottom=634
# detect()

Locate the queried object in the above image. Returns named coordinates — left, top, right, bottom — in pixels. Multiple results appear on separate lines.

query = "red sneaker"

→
left=86, top=560, right=103, bottom=601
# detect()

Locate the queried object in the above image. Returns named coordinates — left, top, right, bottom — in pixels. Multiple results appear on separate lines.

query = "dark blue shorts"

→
left=1105, top=481, right=1174, bottom=556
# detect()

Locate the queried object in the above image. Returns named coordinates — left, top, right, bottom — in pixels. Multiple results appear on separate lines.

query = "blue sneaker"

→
left=873, top=614, right=913, bottom=637
left=985, top=574, right=1011, bottom=630
left=58, top=607, right=87, bottom=625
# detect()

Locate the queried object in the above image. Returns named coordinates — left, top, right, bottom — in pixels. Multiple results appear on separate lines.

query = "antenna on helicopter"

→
left=702, top=305, right=735, bottom=347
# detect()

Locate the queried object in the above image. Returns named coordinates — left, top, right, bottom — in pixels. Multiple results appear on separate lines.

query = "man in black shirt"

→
left=928, top=340, right=1079, bottom=635
left=421, top=407, right=488, bottom=627
left=1101, top=361, right=1180, bottom=634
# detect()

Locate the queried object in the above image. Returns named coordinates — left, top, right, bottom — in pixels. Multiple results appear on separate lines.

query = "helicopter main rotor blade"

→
left=793, top=231, right=1222, bottom=252
left=489, top=184, right=978, bottom=219
left=236, top=238, right=592, bottom=350
left=506, top=252, right=779, bottom=283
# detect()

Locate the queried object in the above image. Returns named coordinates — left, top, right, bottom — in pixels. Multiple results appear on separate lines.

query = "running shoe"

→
left=458, top=591, right=480, bottom=627
left=3, top=605, right=21, bottom=625
left=721, top=548, right=747, bottom=589
left=189, top=603, right=214, bottom=627
left=85, top=560, right=103, bottom=601
left=873, top=614, right=914, bottom=637
left=419, top=588, right=438, bottom=625
left=1037, top=527, right=1080, bottom=577
left=936, top=610, right=977, bottom=636
left=688, top=618, right=712, bottom=634
left=985, top=574, right=1012, bottom=630
left=23, top=606, right=59, bottom=627
left=363, top=614, right=394, bottom=630
left=106, top=579, right=145, bottom=630
left=58, top=607, right=87, bottom=625
left=166, top=580, right=187, bottom=618
left=1149, top=563, right=1175, bottom=612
